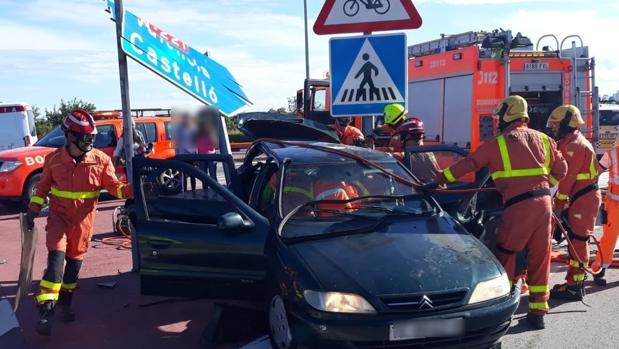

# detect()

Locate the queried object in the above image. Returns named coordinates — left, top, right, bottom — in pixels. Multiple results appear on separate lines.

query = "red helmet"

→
left=62, top=109, right=97, bottom=135
left=396, top=117, right=425, bottom=135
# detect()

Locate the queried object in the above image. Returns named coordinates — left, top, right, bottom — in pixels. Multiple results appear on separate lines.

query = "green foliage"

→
left=45, top=98, right=96, bottom=127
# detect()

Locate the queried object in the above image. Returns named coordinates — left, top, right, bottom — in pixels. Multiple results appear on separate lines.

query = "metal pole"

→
left=303, top=0, right=311, bottom=117
left=114, top=0, right=134, bottom=184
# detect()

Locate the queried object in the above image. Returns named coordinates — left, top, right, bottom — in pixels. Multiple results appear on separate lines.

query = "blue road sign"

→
left=106, top=0, right=251, bottom=116
left=329, top=33, right=407, bottom=117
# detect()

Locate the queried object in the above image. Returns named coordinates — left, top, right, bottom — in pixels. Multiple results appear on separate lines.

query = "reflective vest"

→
left=490, top=134, right=551, bottom=181
left=608, top=146, right=619, bottom=201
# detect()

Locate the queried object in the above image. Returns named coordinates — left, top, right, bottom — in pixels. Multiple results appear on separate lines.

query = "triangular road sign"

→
left=314, top=0, right=422, bottom=35
left=333, top=39, right=405, bottom=106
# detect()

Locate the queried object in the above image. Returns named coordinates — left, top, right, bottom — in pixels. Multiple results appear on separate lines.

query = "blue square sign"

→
left=330, top=33, right=407, bottom=117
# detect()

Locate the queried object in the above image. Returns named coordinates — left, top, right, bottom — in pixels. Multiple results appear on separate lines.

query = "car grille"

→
left=379, top=290, right=468, bottom=313
left=351, top=320, right=510, bottom=349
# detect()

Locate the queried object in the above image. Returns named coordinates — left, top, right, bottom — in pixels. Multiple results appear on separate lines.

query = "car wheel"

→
left=269, top=295, right=297, bottom=349
left=157, top=168, right=181, bottom=194
left=21, top=173, right=41, bottom=209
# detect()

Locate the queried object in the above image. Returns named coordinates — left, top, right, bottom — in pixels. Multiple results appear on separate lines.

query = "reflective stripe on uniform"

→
left=30, top=195, right=45, bottom=205
left=549, top=175, right=559, bottom=186
left=443, top=167, right=456, bottom=183
left=573, top=274, right=586, bottom=282
left=557, top=192, right=569, bottom=201
left=608, top=191, right=619, bottom=201
left=491, top=134, right=551, bottom=180
left=575, top=159, right=599, bottom=180
left=40, top=279, right=62, bottom=291
left=528, top=284, right=550, bottom=293
left=116, top=185, right=124, bottom=199
left=61, top=283, right=77, bottom=291
left=283, top=186, right=313, bottom=199
left=611, top=147, right=619, bottom=185
left=36, top=292, right=59, bottom=303
left=50, top=187, right=100, bottom=200
left=528, top=301, right=549, bottom=311
left=353, top=181, right=371, bottom=196
left=569, top=259, right=588, bottom=268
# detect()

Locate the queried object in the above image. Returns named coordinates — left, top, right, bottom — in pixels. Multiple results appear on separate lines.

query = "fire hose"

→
left=261, top=138, right=603, bottom=276
left=101, top=206, right=132, bottom=249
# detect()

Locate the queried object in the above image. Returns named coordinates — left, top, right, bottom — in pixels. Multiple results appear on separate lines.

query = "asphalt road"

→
left=1, top=198, right=618, bottom=349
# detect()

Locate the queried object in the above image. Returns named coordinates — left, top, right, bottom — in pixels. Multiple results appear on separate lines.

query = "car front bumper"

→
left=287, top=290, right=519, bottom=349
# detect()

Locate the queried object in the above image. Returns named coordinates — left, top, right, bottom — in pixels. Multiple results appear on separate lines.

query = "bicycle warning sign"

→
left=330, top=33, right=407, bottom=116
left=314, top=0, right=422, bottom=35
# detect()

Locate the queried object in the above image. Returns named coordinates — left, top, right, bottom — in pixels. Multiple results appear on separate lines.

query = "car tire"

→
left=21, top=173, right=41, bottom=209
left=156, top=168, right=182, bottom=194
left=269, top=295, right=297, bottom=349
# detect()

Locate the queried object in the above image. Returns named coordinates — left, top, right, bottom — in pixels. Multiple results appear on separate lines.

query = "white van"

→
left=0, top=102, right=38, bottom=150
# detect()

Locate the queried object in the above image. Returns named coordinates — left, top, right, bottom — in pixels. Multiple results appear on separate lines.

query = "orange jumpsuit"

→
left=29, top=147, right=132, bottom=304
left=593, top=146, right=619, bottom=271
left=313, top=181, right=359, bottom=212
left=554, top=131, right=601, bottom=285
left=438, top=122, right=567, bottom=315
left=333, top=124, right=364, bottom=145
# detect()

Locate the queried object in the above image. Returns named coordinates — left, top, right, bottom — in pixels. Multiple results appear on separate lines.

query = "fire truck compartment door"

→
left=408, top=79, right=442, bottom=142
left=443, top=75, right=473, bottom=148
left=510, top=72, right=562, bottom=92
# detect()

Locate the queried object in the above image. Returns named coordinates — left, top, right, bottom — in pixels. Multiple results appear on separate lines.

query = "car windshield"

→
left=278, top=161, right=435, bottom=240
left=35, top=126, right=65, bottom=147
left=600, top=110, right=619, bottom=126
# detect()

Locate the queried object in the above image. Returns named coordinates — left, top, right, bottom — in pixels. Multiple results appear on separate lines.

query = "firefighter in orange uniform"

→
left=382, top=103, right=407, bottom=151
left=591, top=136, right=619, bottom=286
left=332, top=117, right=364, bottom=146
left=436, top=96, right=567, bottom=329
left=546, top=105, right=601, bottom=300
left=25, top=110, right=133, bottom=336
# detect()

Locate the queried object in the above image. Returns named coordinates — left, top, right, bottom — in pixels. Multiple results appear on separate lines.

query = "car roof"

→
left=95, top=116, right=171, bottom=125
left=261, top=141, right=398, bottom=165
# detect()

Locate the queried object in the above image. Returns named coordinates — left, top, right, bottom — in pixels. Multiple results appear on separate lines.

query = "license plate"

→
left=389, top=318, right=464, bottom=341
left=524, top=62, right=549, bottom=71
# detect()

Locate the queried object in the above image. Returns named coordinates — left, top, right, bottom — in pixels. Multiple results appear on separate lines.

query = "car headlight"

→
left=468, top=274, right=510, bottom=304
left=304, top=290, right=376, bottom=314
left=0, top=161, right=22, bottom=173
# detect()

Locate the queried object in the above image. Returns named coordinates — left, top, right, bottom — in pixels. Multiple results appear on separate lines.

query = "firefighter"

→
left=546, top=105, right=601, bottom=300
left=435, top=96, right=567, bottom=329
left=591, top=135, right=619, bottom=286
left=382, top=103, right=407, bottom=151
left=393, top=117, right=440, bottom=183
left=331, top=117, right=364, bottom=146
left=25, top=110, right=133, bottom=336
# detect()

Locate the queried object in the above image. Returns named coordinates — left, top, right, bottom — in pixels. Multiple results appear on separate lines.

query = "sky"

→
left=0, top=0, right=617, bottom=114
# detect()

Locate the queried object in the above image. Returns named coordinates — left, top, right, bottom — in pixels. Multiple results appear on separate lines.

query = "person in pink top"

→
left=196, top=106, right=219, bottom=178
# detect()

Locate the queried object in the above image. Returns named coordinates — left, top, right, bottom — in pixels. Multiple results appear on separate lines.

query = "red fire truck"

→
left=297, top=30, right=599, bottom=150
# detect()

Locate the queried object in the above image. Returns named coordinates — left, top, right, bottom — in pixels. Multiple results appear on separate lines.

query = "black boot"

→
left=57, top=291, right=76, bottom=322
left=594, top=268, right=607, bottom=287
left=550, top=282, right=585, bottom=301
left=526, top=312, right=545, bottom=330
left=36, top=301, right=56, bottom=336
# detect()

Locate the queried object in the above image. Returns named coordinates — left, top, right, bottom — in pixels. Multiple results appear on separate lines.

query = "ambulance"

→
left=0, top=102, right=38, bottom=150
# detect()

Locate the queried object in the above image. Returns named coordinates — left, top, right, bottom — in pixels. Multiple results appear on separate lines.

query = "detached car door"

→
left=131, top=155, right=271, bottom=299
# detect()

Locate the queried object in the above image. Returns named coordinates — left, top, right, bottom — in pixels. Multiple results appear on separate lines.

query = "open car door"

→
left=403, top=145, right=503, bottom=248
left=131, top=155, right=270, bottom=299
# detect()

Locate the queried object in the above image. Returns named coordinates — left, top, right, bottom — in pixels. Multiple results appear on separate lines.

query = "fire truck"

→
left=297, top=29, right=599, bottom=151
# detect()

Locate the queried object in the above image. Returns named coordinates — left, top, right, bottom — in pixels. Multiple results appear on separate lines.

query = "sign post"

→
left=113, top=0, right=134, bottom=184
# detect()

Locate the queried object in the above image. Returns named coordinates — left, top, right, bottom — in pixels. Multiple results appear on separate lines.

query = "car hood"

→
left=239, top=118, right=340, bottom=143
left=291, top=214, right=502, bottom=296
left=0, top=146, right=54, bottom=160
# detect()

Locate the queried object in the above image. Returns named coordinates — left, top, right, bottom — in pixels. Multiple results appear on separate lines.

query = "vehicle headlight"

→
left=0, top=161, right=22, bottom=173
left=304, top=290, right=376, bottom=314
left=468, top=274, right=510, bottom=304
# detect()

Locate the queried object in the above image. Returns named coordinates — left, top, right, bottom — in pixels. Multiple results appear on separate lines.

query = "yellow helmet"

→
left=547, top=105, right=584, bottom=129
left=494, top=95, right=529, bottom=123
left=384, top=103, right=406, bottom=126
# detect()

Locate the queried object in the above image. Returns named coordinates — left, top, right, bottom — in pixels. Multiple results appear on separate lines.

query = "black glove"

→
left=24, top=210, right=38, bottom=230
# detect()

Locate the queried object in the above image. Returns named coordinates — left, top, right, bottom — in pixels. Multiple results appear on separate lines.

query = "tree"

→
left=32, top=105, right=54, bottom=138
left=45, top=98, right=96, bottom=127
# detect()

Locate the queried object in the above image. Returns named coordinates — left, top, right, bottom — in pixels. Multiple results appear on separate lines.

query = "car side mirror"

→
left=217, top=212, right=253, bottom=233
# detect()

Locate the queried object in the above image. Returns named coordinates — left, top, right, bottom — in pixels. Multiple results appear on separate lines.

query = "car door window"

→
left=94, top=125, right=117, bottom=148
left=405, top=149, right=475, bottom=184
left=136, top=122, right=156, bottom=143
left=138, top=158, right=239, bottom=225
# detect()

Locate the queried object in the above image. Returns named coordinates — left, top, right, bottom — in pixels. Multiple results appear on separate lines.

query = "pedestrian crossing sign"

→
left=330, top=33, right=407, bottom=117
